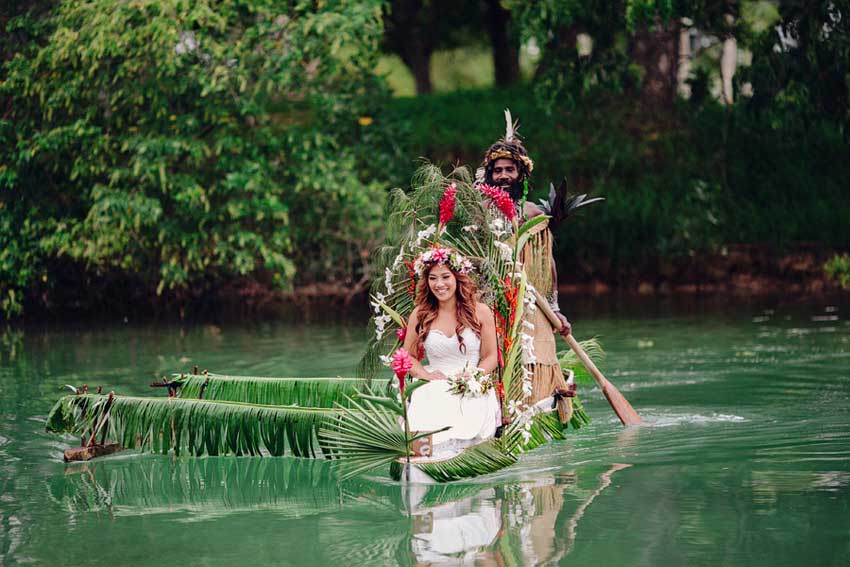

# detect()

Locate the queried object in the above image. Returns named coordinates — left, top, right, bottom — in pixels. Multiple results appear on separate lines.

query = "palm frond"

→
left=393, top=441, right=518, bottom=483
left=179, top=374, right=364, bottom=407
left=501, top=411, right=567, bottom=455
left=318, top=394, right=410, bottom=480
left=47, top=394, right=337, bottom=458
left=558, top=337, right=605, bottom=385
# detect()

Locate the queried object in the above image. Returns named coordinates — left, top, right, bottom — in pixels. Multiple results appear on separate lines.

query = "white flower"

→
left=462, top=224, right=479, bottom=233
left=391, top=246, right=405, bottom=270
left=520, top=428, right=533, bottom=444
left=371, top=292, right=386, bottom=315
left=522, top=380, right=534, bottom=397
left=467, top=378, right=483, bottom=396
left=415, top=224, right=437, bottom=246
left=379, top=355, right=392, bottom=367
left=508, top=400, right=523, bottom=416
left=489, top=218, right=507, bottom=238
left=494, top=241, right=513, bottom=261
left=522, top=320, right=535, bottom=331
left=384, top=267, right=394, bottom=295
left=174, top=31, right=198, bottom=55
left=374, top=314, right=391, bottom=340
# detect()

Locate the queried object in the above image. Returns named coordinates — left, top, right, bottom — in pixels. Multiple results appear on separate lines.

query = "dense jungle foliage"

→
left=2, top=0, right=849, bottom=318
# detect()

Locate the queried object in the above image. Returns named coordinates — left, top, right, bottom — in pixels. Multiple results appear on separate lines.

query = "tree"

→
left=0, top=0, right=391, bottom=317
left=744, top=0, right=850, bottom=130
left=382, top=0, right=521, bottom=94
left=485, top=0, right=520, bottom=86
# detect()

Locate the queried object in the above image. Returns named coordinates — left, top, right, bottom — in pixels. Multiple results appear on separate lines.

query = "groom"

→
left=477, top=115, right=572, bottom=406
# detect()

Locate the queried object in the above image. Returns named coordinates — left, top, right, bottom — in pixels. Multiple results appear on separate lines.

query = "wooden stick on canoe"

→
left=531, top=289, right=643, bottom=426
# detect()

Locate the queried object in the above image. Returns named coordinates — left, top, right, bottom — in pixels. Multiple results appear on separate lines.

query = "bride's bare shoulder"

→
left=475, top=302, right=493, bottom=318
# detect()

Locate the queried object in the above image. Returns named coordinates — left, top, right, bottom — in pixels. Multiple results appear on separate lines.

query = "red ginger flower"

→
left=392, top=348, right=413, bottom=393
left=439, top=183, right=457, bottom=225
left=396, top=326, right=407, bottom=342
left=478, top=184, right=516, bottom=221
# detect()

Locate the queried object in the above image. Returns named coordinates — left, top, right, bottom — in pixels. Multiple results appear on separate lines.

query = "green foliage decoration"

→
left=389, top=441, right=518, bottom=483
left=47, top=393, right=337, bottom=458
left=179, top=373, right=365, bottom=407
left=0, top=0, right=390, bottom=316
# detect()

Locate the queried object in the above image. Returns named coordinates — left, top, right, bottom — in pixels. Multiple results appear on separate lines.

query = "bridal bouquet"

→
left=447, top=367, right=495, bottom=398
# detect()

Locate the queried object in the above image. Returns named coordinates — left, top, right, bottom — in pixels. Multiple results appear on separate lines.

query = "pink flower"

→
left=430, top=247, right=448, bottom=263
left=392, top=348, right=413, bottom=393
left=439, top=183, right=457, bottom=225
left=478, top=184, right=516, bottom=221
left=396, top=327, right=407, bottom=342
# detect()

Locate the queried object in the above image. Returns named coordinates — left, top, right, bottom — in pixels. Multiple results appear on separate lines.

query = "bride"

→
left=401, top=246, right=501, bottom=461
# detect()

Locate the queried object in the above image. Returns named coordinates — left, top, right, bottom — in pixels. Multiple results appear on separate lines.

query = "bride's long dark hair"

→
left=413, top=264, right=481, bottom=356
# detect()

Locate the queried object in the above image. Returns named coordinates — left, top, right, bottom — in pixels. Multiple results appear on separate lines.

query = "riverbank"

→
left=13, top=243, right=843, bottom=326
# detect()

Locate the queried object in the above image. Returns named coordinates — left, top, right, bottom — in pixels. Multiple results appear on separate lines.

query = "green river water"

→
left=1, top=297, right=849, bottom=566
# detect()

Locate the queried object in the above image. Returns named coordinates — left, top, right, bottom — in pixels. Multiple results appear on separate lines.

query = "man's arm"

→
left=549, top=239, right=572, bottom=337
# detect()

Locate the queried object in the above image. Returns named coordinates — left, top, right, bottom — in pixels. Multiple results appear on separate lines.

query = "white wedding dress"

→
left=406, top=328, right=501, bottom=461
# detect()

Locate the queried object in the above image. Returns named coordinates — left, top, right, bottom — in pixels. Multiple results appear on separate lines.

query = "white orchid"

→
left=494, top=241, right=513, bottom=261
left=462, top=224, right=479, bottom=233
left=507, top=399, right=523, bottom=416
left=414, top=224, right=437, bottom=246
left=384, top=267, right=394, bottom=295
left=391, top=246, right=405, bottom=270
left=374, top=314, right=391, bottom=340
left=489, top=218, right=507, bottom=238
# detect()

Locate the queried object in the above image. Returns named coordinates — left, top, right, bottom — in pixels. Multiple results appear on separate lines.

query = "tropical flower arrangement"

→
left=447, top=367, right=495, bottom=399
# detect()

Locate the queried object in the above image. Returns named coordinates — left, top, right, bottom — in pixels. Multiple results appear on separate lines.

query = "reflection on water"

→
left=47, top=455, right=632, bottom=566
left=2, top=299, right=850, bottom=566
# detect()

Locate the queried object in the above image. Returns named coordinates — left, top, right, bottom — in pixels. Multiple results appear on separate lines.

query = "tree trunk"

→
left=720, top=13, right=737, bottom=104
left=677, top=22, right=692, bottom=98
left=630, top=16, right=681, bottom=108
left=389, top=0, right=434, bottom=95
left=486, top=0, right=520, bottom=86
left=403, top=45, right=433, bottom=94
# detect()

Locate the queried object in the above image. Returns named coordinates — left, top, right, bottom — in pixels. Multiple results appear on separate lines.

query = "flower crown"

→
left=413, top=245, right=474, bottom=277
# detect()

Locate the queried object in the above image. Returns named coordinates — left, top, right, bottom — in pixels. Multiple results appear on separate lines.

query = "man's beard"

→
left=497, top=179, right=524, bottom=201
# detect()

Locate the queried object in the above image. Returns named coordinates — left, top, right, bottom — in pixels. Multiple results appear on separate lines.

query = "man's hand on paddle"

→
left=555, top=312, right=572, bottom=337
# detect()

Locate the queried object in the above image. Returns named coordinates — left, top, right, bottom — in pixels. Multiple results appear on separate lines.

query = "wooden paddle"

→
left=531, top=289, right=643, bottom=426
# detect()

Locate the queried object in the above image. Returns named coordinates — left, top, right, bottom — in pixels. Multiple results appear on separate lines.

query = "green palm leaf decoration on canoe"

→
left=390, top=441, right=518, bottom=483
left=179, top=373, right=364, bottom=407
left=47, top=394, right=336, bottom=458
left=318, top=394, right=410, bottom=480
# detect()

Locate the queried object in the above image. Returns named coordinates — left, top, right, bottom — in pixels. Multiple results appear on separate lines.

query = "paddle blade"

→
left=599, top=381, right=643, bottom=426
